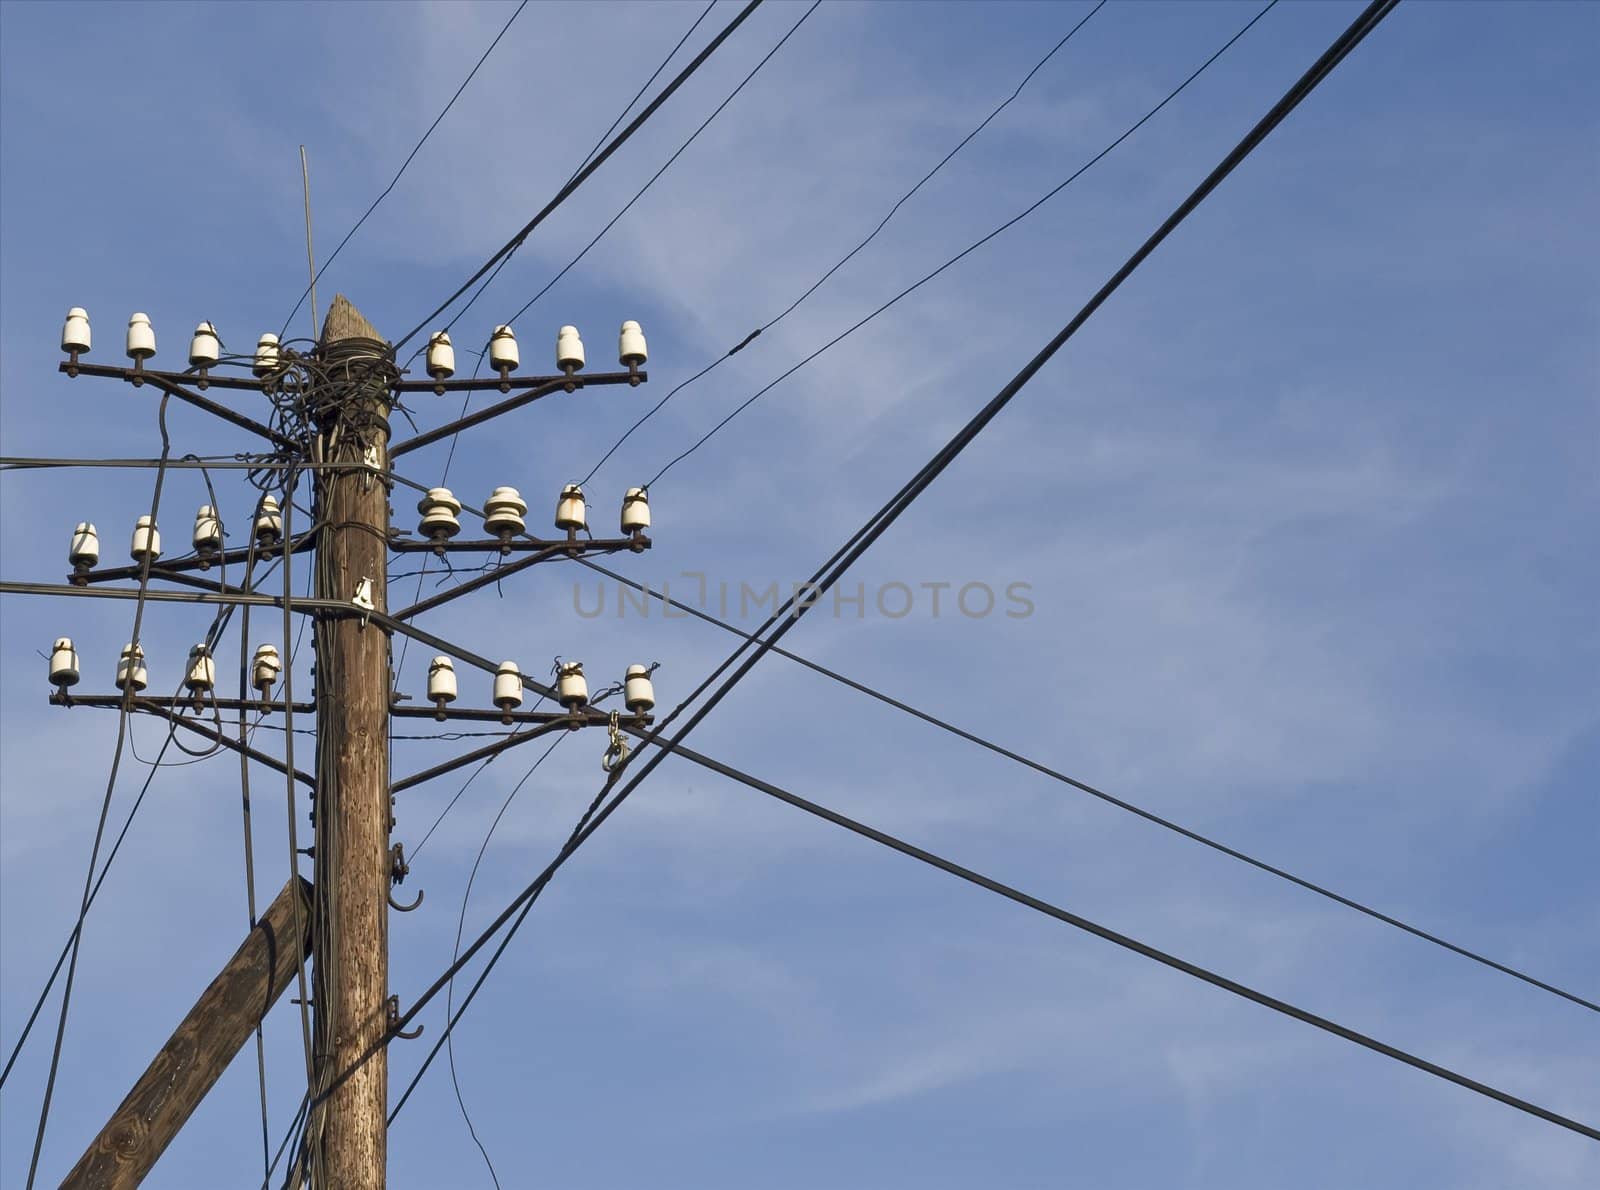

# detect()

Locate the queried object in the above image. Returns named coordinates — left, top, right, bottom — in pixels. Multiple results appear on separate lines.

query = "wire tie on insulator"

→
left=602, top=709, right=629, bottom=773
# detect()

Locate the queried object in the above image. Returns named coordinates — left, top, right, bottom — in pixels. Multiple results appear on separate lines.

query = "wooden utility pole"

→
left=310, top=295, right=392, bottom=1188
left=62, top=877, right=314, bottom=1190
left=36, top=292, right=655, bottom=1187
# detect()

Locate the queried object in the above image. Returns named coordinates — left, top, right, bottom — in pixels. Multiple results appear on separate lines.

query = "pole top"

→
left=321, top=294, right=384, bottom=346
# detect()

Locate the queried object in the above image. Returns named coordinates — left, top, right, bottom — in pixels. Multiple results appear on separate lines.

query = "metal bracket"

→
left=352, top=576, right=375, bottom=627
left=386, top=995, right=424, bottom=1040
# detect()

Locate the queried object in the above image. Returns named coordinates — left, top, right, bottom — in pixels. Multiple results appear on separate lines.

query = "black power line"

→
left=279, top=0, right=532, bottom=337
left=383, top=0, right=1403, bottom=1087
left=573, top=557, right=1600, bottom=1015
left=582, top=0, right=1113, bottom=483
left=488, top=1, right=822, bottom=343
left=636, top=0, right=1281, bottom=490
left=387, top=729, right=1599, bottom=1143
left=446, top=733, right=566, bottom=1189
left=419, top=0, right=721, bottom=355
left=644, top=736, right=1600, bottom=1142
left=24, top=396, right=178, bottom=1189
left=391, top=0, right=768, bottom=354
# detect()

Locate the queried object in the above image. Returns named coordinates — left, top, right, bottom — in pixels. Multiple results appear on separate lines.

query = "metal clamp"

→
left=601, top=710, right=630, bottom=773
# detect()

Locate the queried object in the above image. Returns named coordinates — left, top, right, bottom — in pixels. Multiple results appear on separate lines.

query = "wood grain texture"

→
left=313, top=295, right=391, bottom=1189
left=60, top=877, right=313, bottom=1190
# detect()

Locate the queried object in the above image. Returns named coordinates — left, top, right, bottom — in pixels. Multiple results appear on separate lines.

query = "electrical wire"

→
left=388, top=0, right=772, bottom=691
left=0, top=457, right=384, bottom=473
left=377, top=0, right=1404, bottom=1099
left=640, top=736, right=1600, bottom=1141
left=276, top=469, right=319, bottom=1182
left=638, top=0, right=1281, bottom=490
left=23, top=395, right=175, bottom=1188
left=391, top=0, right=768, bottom=354
left=583, top=0, right=1108, bottom=483
left=388, top=761, right=623, bottom=1124
left=235, top=518, right=273, bottom=1181
left=447, top=733, right=566, bottom=1189
left=421, top=0, right=719, bottom=351
left=388, top=729, right=1600, bottom=1143
left=278, top=0, right=532, bottom=336
left=488, top=0, right=821, bottom=347
left=0, top=553, right=296, bottom=1091
left=574, top=557, right=1600, bottom=1015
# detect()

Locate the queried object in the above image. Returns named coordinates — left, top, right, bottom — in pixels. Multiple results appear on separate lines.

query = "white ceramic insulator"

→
left=619, top=320, right=647, bottom=367
left=252, top=643, right=282, bottom=693
left=428, top=656, right=458, bottom=704
left=493, top=661, right=524, bottom=711
left=254, top=496, right=283, bottom=546
left=186, top=645, right=216, bottom=693
left=130, top=515, right=161, bottom=562
left=427, top=331, right=456, bottom=380
left=621, top=487, right=650, bottom=534
left=193, top=505, right=222, bottom=552
left=69, top=522, right=100, bottom=568
left=483, top=486, right=528, bottom=536
left=254, top=333, right=281, bottom=377
left=556, top=325, right=585, bottom=371
left=126, top=313, right=156, bottom=360
left=624, top=664, right=654, bottom=713
left=489, top=326, right=520, bottom=372
left=556, top=661, right=588, bottom=708
left=50, top=638, right=81, bottom=688
left=418, top=486, right=462, bottom=539
left=62, top=308, right=91, bottom=354
left=189, top=321, right=220, bottom=368
left=555, top=484, right=587, bottom=532
left=117, top=643, right=148, bottom=692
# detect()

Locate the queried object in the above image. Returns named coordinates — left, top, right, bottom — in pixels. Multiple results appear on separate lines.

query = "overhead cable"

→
left=391, top=0, right=768, bottom=353
left=278, top=0, right=532, bottom=336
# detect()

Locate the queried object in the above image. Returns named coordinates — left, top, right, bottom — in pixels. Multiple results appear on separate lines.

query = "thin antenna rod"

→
left=300, top=146, right=319, bottom=340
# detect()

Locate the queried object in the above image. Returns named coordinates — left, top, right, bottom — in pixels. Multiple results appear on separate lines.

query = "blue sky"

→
left=1, top=0, right=1596, bottom=1186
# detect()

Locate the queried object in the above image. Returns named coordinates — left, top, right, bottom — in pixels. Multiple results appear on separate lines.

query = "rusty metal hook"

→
left=386, top=995, right=424, bottom=1041
left=387, top=841, right=422, bottom=911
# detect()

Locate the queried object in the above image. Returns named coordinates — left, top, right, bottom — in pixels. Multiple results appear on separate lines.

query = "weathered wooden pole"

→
left=309, top=295, right=392, bottom=1188
left=61, top=876, right=314, bottom=1190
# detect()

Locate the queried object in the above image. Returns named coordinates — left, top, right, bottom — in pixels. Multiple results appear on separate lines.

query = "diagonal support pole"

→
left=59, top=877, right=313, bottom=1190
